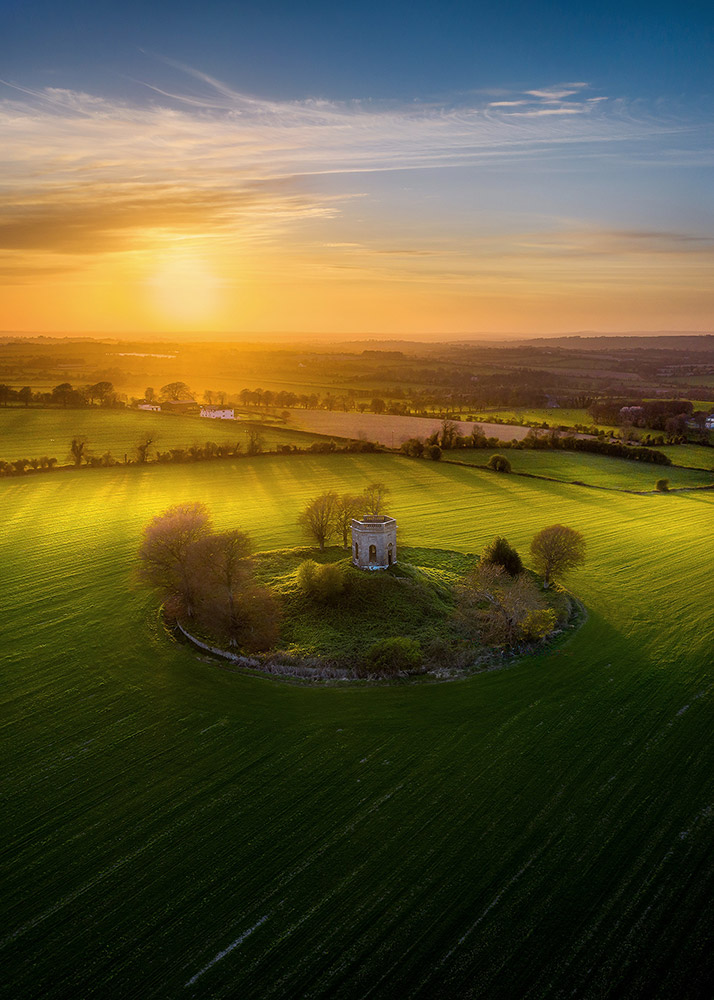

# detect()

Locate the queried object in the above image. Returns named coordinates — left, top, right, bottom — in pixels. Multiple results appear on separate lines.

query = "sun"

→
left=146, top=251, right=224, bottom=326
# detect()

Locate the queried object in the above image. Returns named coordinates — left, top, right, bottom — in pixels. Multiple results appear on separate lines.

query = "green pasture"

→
left=0, top=408, right=326, bottom=463
left=2, top=455, right=713, bottom=999
left=447, top=447, right=714, bottom=490
left=470, top=407, right=594, bottom=427
left=659, top=443, right=714, bottom=470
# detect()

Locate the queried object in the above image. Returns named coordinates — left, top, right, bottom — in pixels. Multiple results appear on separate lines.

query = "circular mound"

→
left=173, top=545, right=580, bottom=683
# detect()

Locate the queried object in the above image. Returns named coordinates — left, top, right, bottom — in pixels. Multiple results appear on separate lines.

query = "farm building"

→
left=137, top=403, right=161, bottom=412
left=200, top=406, right=236, bottom=420
left=351, top=515, right=397, bottom=570
left=161, top=400, right=199, bottom=414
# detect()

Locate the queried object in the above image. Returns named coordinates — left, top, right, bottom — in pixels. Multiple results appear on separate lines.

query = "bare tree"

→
left=440, top=418, right=461, bottom=449
left=334, top=493, right=365, bottom=548
left=135, top=435, right=157, bottom=464
left=145, top=387, right=156, bottom=403
left=458, top=563, right=553, bottom=647
left=196, top=583, right=280, bottom=652
left=137, top=502, right=212, bottom=616
left=246, top=427, right=265, bottom=455
left=68, top=436, right=89, bottom=467
left=363, top=481, right=391, bottom=515
left=530, top=524, right=586, bottom=588
left=299, top=491, right=339, bottom=550
left=190, top=529, right=253, bottom=644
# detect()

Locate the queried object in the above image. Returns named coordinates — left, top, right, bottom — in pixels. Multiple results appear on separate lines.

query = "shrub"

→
left=428, top=444, right=442, bottom=461
left=365, top=636, right=422, bottom=675
left=488, top=454, right=511, bottom=473
left=656, top=478, right=670, bottom=492
left=297, top=560, right=345, bottom=602
left=423, top=636, right=452, bottom=665
left=520, top=608, right=558, bottom=642
left=481, top=536, right=523, bottom=576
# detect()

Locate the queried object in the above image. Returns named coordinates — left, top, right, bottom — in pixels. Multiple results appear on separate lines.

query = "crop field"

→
left=2, top=454, right=714, bottom=999
left=286, top=407, right=530, bottom=445
left=0, top=408, right=327, bottom=463
left=448, top=448, right=714, bottom=490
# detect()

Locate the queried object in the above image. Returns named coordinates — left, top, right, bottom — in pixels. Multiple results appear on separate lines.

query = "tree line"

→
left=0, top=432, right=381, bottom=478
left=399, top=420, right=674, bottom=466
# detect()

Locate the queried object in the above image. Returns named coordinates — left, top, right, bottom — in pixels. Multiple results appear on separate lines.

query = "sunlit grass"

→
left=2, top=454, right=713, bottom=999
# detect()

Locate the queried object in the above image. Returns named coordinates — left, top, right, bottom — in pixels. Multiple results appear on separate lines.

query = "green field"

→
left=447, top=447, right=714, bottom=490
left=3, top=454, right=714, bottom=998
left=659, top=444, right=714, bottom=470
left=0, top=408, right=326, bottom=463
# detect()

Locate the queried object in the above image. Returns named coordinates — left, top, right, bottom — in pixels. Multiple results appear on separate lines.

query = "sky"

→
left=1, top=0, right=713, bottom=338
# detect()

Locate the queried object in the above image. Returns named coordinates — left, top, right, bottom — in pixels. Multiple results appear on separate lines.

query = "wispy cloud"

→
left=0, top=68, right=709, bottom=285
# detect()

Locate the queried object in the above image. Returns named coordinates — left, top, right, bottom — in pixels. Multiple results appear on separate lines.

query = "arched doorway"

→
left=388, top=543, right=393, bottom=566
left=369, top=544, right=377, bottom=564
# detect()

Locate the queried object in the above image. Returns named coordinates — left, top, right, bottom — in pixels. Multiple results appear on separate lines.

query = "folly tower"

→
left=351, top=515, right=397, bottom=570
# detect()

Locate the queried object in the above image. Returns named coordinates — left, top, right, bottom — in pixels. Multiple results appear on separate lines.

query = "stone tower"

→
left=351, top=515, right=397, bottom=570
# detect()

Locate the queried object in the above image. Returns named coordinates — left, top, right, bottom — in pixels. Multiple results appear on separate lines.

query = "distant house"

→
left=161, top=400, right=199, bottom=414
left=200, top=405, right=236, bottom=420
left=706, top=415, right=714, bottom=430
left=137, top=403, right=161, bottom=412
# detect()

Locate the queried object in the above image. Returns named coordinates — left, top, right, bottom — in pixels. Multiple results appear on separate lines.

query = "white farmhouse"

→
left=137, top=403, right=162, bottom=412
left=200, top=406, right=236, bottom=420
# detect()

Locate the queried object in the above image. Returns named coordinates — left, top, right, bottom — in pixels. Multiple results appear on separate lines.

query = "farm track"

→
left=2, top=453, right=713, bottom=999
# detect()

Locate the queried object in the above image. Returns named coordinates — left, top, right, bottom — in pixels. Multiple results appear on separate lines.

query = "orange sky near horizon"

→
left=1, top=78, right=712, bottom=338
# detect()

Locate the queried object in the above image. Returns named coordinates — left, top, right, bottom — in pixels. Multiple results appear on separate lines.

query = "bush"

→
left=428, top=444, right=442, bottom=461
left=481, top=536, right=523, bottom=576
left=520, top=608, right=558, bottom=642
left=488, top=454, right=511, bottom=473
left=296, top=560, right=345, bottom=602
left=656, top=478, right=670, bottom=492
left=365, top=636, right=422, bottom=675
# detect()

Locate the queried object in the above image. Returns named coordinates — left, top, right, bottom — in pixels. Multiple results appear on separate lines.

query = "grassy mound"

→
left=255, top=545, right=475, bottom=664
left=189, top=544, right=571, bottom=674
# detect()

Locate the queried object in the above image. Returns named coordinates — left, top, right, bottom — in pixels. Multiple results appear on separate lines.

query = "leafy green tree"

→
left=160, top=381, right=193, bottom=401
left=481, top=536, right=523, bottom=577
left=488, top=454, right=511, bottom=472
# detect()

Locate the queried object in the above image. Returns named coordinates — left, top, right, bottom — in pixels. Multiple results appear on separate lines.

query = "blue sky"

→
left=4, top=0, right=713, bottom=103
left=1, top=0, right=713, bottom=334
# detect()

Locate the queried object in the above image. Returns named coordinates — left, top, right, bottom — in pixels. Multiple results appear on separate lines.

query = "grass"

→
left=445, top=447, right=714, bottom=490
left=2, top=453, right=714, bottom=999
left=247, top=546, right=477, bottom=663
left=0, top=407, right=328, bottom=463
left=659, top=443, right=714, bottom=470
